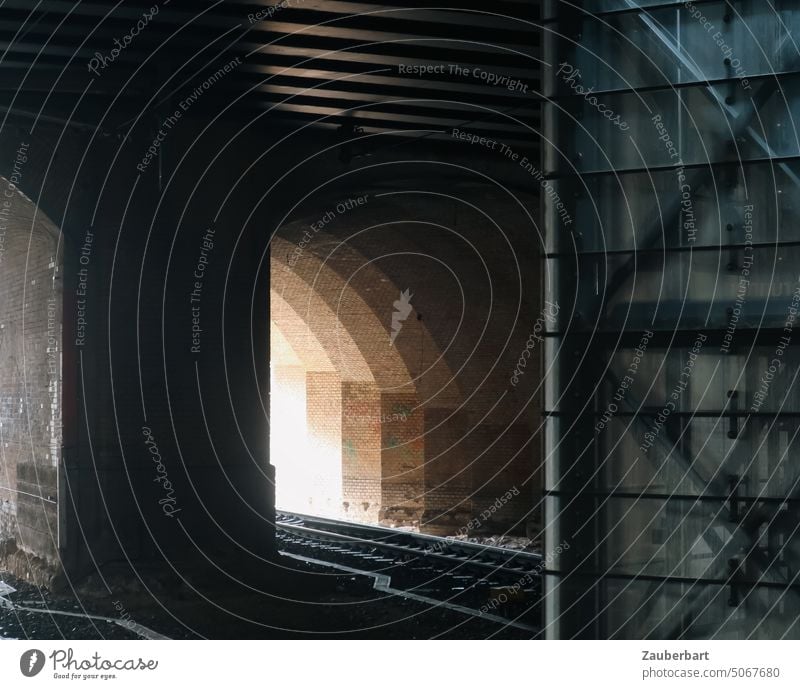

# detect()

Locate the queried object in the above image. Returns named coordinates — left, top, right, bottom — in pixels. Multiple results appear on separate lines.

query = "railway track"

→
left=276, top=511, right=543, bottom=633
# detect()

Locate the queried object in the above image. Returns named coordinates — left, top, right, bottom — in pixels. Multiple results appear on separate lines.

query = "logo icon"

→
left=390, top=289, right=413, bottom=346
left=20, top=649, right=45, bottom=677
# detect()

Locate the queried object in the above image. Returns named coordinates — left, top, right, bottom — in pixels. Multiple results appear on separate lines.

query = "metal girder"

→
left=633, top=4, right=800, bottom=188
left=601, top=5, right=798, bottom=310
left=0, top=0, right=537, bottom=31
left=605, top=368, right=800, bottom=636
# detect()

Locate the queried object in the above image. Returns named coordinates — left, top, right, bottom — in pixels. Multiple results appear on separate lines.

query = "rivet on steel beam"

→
left=727, top=391, right=739, bottom=439
left=727, top=475, right=741, bottom=521
left=727, top=557, right=741, bottom=606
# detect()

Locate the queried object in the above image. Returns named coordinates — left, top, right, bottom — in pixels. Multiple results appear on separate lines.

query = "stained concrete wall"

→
left=0, top=176, right=62, bottom=582
left=0, top=119, right=279, bottom=589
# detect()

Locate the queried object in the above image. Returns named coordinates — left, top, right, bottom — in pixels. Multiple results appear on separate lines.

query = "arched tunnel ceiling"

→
left=272, top=240, right=393, bottom=386
left=271, top=230, right=468, bottom=406
left=271, top=289, right=349, bottom=376
left=271, top=310, right=315, bottom=370
left=271, top=186, right=540, bottom=414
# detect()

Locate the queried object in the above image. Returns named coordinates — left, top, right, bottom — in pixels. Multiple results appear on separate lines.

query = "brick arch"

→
left=271, top=248, right=422, bottom=524
left=273, top=224, right=465, bottom=404
left=271, top=231, right=445, bottom=526
left=270, top=184, right=539, bottom=533
left=271, top=235, right=416, bottom=390
left=310, top=192, right=539, bottom=532
left=270, top=320, right=304, bottom=369
left=274, top=194, right=534, bottom=532
left=276, top=176, right=534, bottom=417
left=271, top=290, right=349, bottom=377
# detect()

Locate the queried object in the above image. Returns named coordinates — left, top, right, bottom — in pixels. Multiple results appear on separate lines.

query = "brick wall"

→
left=0, top=180, right=62, bottom=567
left=470, top=422, right=538, bottom=534
left=380, top=392, right=424, bottom=527
left=341, top=381, right=381, bottom=522
left=421, top=408, right=472, bottom=533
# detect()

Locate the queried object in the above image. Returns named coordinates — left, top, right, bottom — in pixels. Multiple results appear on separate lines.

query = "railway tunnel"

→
left=270, top=188, right=542, bottom=534
left=0, top=0, right=548, bottom=638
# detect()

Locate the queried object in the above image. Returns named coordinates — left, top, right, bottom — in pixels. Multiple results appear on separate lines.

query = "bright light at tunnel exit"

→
left=269, top=358, right=343, bottom=518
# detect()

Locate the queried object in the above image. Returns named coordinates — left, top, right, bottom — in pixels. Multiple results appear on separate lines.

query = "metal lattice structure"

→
left=543, top=0, right=800, bottom=639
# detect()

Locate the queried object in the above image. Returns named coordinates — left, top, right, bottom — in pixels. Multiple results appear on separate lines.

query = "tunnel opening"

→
left=269, top=320, right=344, bottom=519
left=269, top=229, right=406, bottom=527
left=268, top=187, right=542, bottom=545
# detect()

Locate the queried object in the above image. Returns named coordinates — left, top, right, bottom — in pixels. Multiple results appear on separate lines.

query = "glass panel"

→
left=578, top=0, right=695, bottom=11
left=546, top=161, right=800, bottom=254
left=601, top=498, right=735, bottom=579
left=605, top=247, right=800, bottom=329
left=551, top=1, right=795, bottom=92
left=603, top=579, right=800, bottom=639
left=543, top=246, right=800, bottom=330
left=544, top=74, right=800, bottom=175
left=605, top=346, right=800, bottom=414
left=544, top=0, right=800, bottom=640
left=598, top=414, right=800, bottom=499
left=544, top=0, right=688, bottom=21
left=548, top=347, right=800, bottom=499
